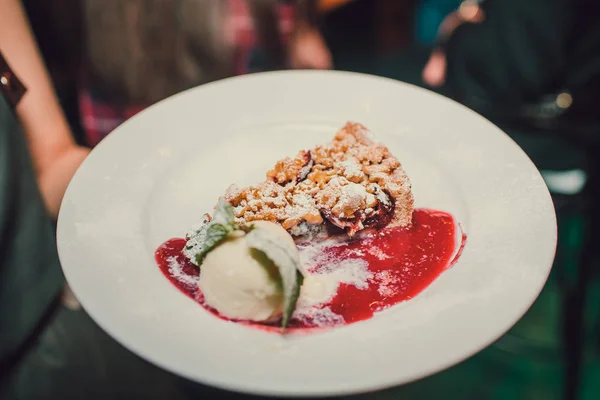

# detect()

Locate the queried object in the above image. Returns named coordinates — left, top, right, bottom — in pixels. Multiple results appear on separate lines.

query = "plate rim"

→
left=57, top=70, right=557, bottom=397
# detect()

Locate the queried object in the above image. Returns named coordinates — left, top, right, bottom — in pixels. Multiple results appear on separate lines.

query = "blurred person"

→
left=0, top=1, right=194, bottom=399
left=414, top=0, right=461, bottom=44
left=2, top=1, right=328, bottom=399
left=376, top=0, right=600, bottom=122
left=81, top=0, right=332, bottom=147
left=0, top=4, right=88, bottom=220
left=1, top=0, right=84, bottom=390
left=359, top=0, right=600, bottom=399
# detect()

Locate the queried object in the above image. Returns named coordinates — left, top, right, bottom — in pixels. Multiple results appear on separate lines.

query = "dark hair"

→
left=84, top=0, right=285, bottom=106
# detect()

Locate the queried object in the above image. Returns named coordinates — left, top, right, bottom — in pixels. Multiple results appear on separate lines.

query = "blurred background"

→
left=23, top=0, right=445, bottom=146
left=12, top=0, right=600, bottom=399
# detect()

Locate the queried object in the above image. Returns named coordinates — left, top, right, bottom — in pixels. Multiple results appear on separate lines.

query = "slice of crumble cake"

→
left=223, top=122, right=413, bottom=237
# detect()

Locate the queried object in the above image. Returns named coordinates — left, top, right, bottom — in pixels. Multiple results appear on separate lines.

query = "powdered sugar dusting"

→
left=297, top=237, right=347, bottom=266
left=321, top=258, right=372, bottom=289
left=292, top=306, right=344, bottom=327
left=183, top=214, right=211, bottom=265
left=287, top=192, right=319, bottom=220
left=167, top=256, right=199, bottom=287
left=367, top=246, right=391, bottom=260
left=290, top=238, right=374, bottom=325
left=374, top=271, right=403, bottom=297
left=158, top=209, right=462, bottom=332
left=337, top=157, right=364, bottom=181
left=295, top=252, right=372, bottom=307
left=339, top=182, right=369, bottom=212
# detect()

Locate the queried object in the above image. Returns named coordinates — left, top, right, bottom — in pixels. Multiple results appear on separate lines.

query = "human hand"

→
left=289, top=27, right=333, bottom=70
left=438, top=2, right=485, bottom=41
left=61, top=283, right=81, bottom=310
left=423, top=49, right=448, bottom=87
left=422, top=1, right=485, bottom=87
left=39, top=145, right=90, bottom=219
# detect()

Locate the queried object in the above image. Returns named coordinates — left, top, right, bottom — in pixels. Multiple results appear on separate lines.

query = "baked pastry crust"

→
left=224, top=122, right=414, bottom=237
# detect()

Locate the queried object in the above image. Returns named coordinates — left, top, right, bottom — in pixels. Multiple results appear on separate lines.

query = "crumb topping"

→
left=224, top=122, right=413, bottom=236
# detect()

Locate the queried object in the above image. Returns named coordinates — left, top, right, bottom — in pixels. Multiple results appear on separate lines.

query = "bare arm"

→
left=296, top=0, right=319, bottom=28
left=424, top=0, right=570, bottom=104
left=290, top=0, right=332, bottom=69
left=0, top=0, right=89, bottom=218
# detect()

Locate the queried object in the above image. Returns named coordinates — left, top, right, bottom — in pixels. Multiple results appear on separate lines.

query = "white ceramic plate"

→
left=57, top=71, right=556, bottom=397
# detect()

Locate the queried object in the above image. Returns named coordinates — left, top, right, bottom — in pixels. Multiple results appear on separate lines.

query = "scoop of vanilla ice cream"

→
left=198, top=221, right=298, bottom=322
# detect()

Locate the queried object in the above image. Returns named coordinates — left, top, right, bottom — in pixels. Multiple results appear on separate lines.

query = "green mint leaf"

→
left=287, top=271, right=303, bottom=328
left=189, top=201, right=238, bottom=265
left=184, top=221, right=211, bottom=266
left=212, top=198, right=235, bottom=226
left=244, top=227, right=304, bottom=331
left=239, top=223, right=255, bottom=233
left=195, top=223, right=234, bottom=264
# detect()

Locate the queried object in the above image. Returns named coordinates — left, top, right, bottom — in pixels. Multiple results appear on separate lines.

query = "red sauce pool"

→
left=155, top=208, right=465, bottom=332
